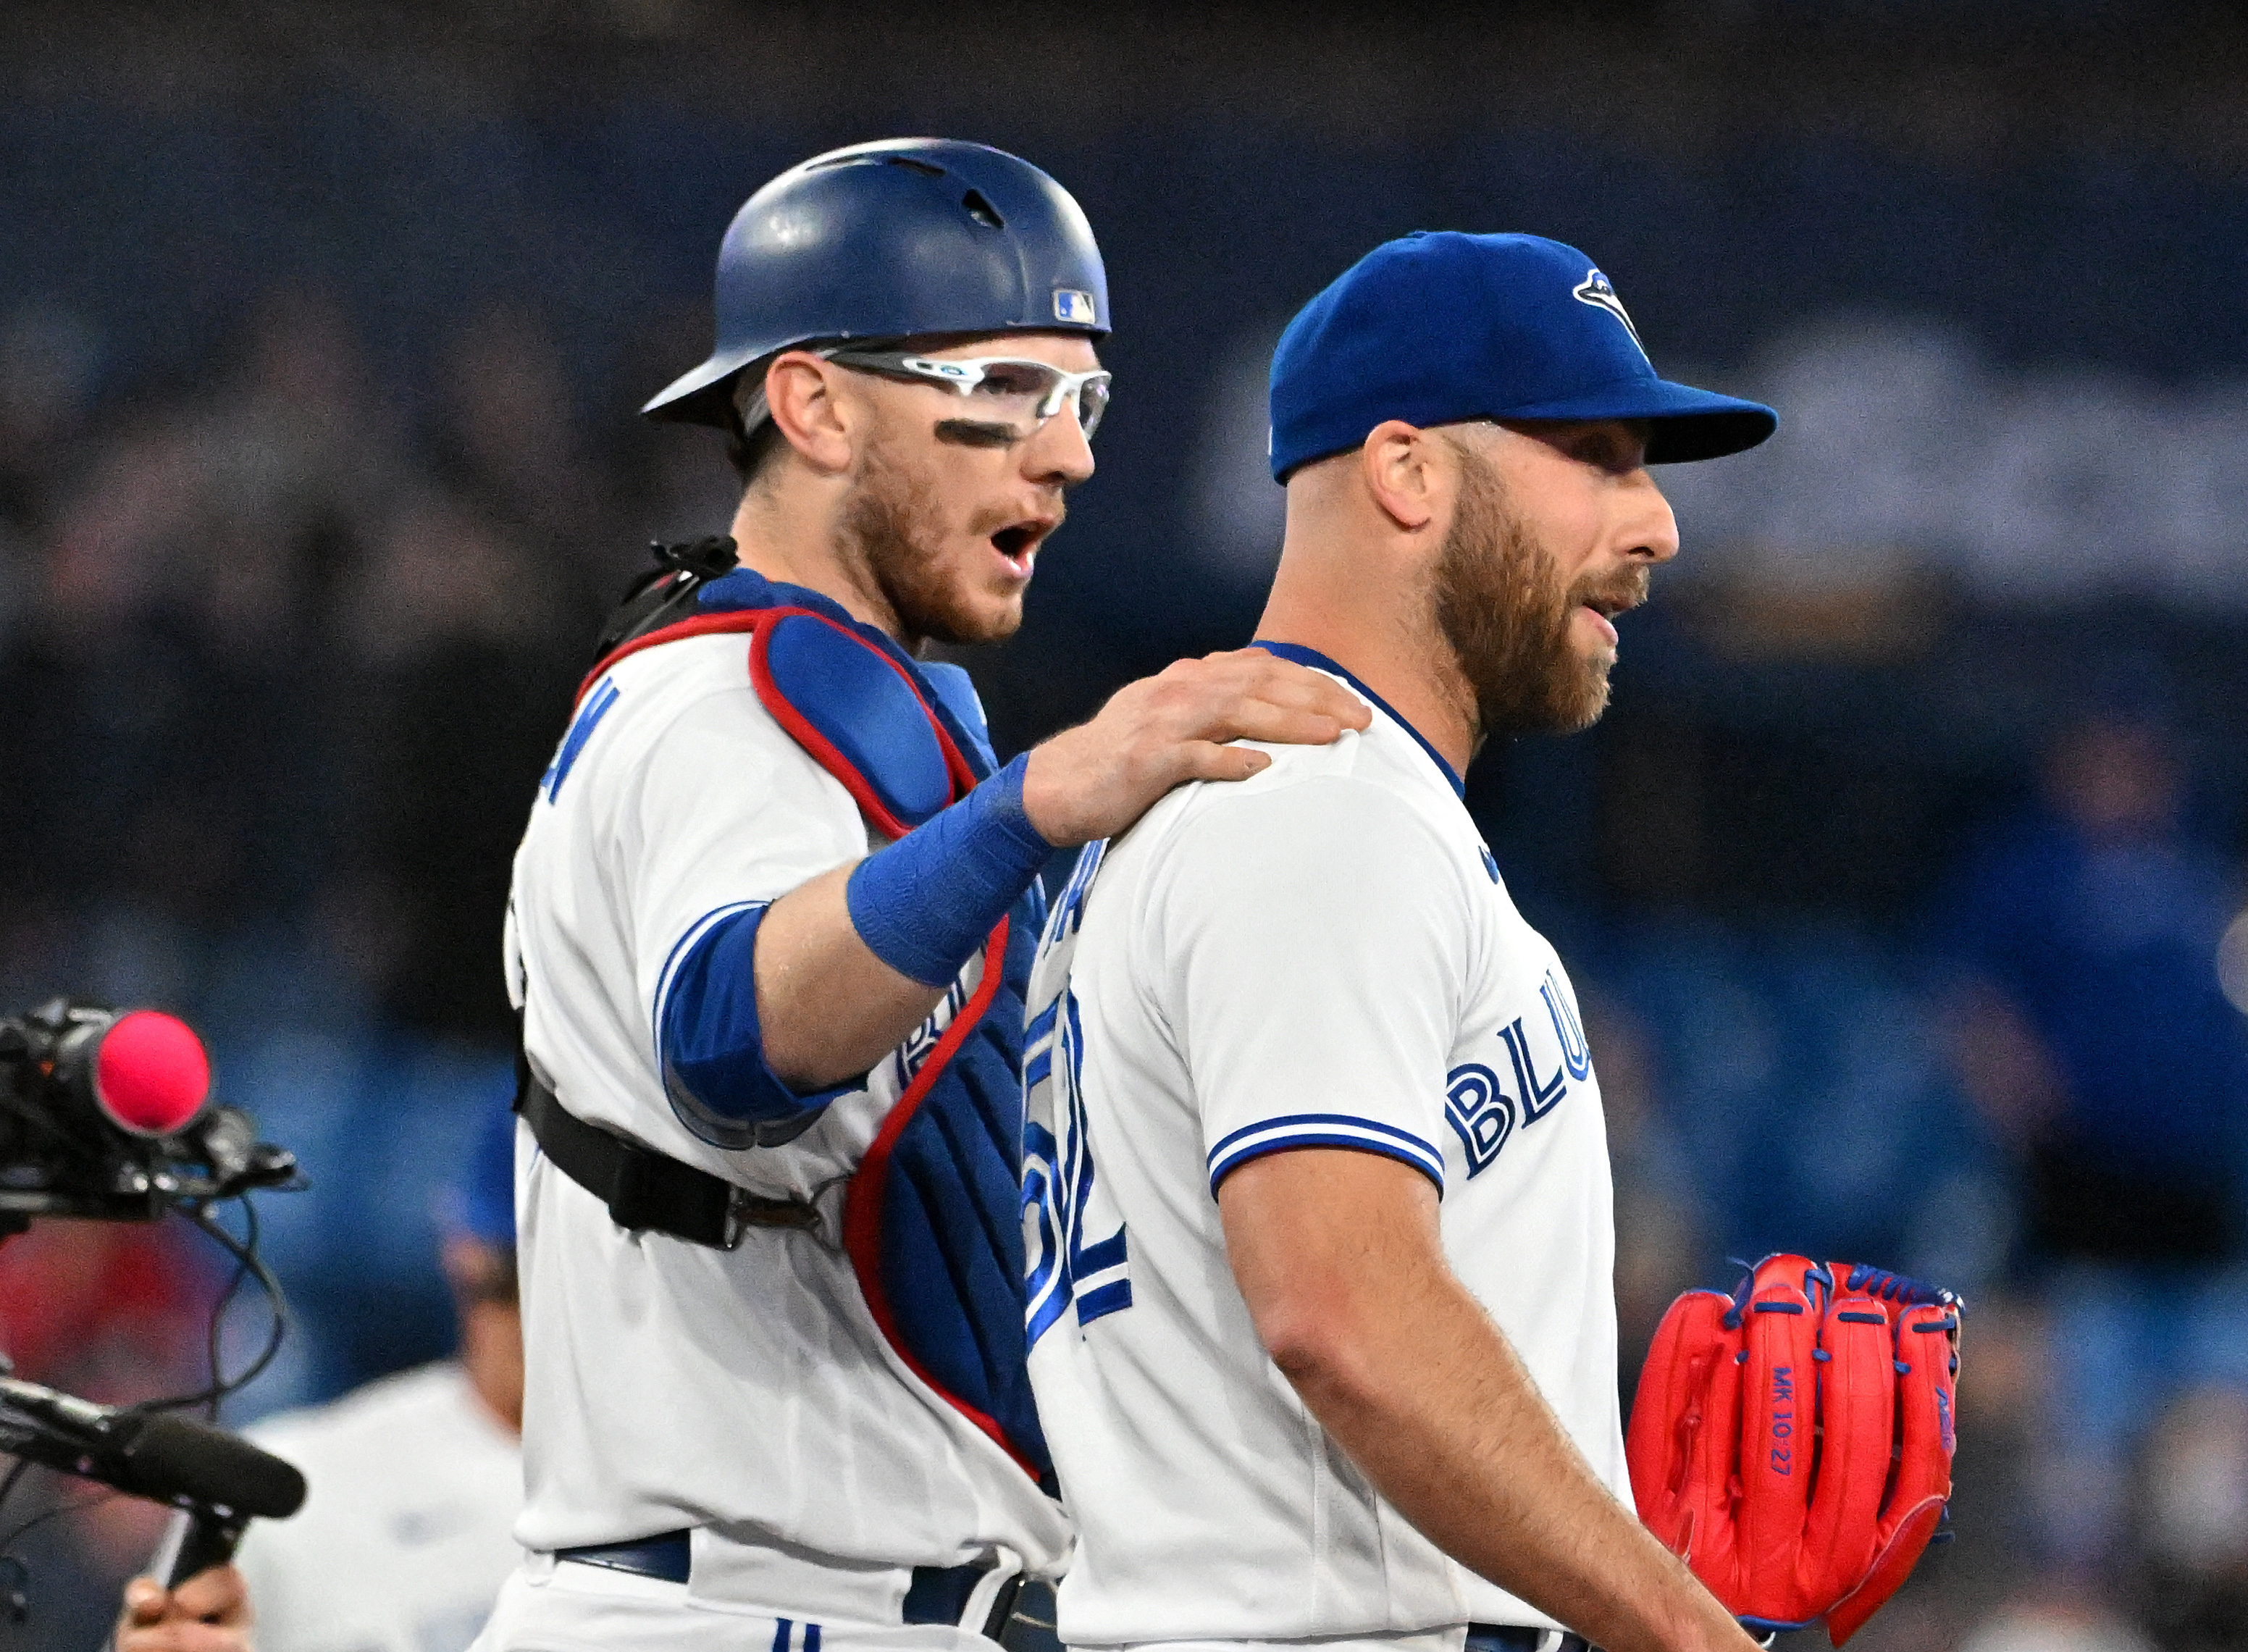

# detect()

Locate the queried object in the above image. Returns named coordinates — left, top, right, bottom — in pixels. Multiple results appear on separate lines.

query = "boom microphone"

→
left=0, top=1378, right=304, bottom=1517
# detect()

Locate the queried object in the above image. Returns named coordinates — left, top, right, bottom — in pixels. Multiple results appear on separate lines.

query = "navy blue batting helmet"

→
left=643, top=138, right=1110, bottom=429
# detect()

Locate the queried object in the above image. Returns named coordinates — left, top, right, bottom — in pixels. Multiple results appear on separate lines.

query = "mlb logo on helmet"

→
left=1054, top=288, right=1096, bottom=324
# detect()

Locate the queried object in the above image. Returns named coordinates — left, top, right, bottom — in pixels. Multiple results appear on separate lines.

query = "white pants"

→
left=469, top=1553, right=1002, bottom=1652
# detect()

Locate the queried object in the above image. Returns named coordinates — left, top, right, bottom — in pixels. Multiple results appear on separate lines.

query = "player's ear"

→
left=1359, top=421, right=1441, bottom=534
left=763, top=352, right=857, bottom=476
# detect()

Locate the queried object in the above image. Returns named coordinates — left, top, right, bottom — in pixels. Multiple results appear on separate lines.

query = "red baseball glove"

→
left=1626, top=1255, right=1961, bottom=1645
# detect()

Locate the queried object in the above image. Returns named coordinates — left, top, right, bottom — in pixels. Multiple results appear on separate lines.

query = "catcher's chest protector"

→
left=583, top=565, right=1054, bottom=1488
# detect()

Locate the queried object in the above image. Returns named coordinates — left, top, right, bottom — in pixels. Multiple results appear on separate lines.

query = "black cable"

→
left=181, top=1198, right=253, bottom=1424
left=0, top=1462, right=29, bottom=1553
left=196, top=1196, right=290, bottom=1401
left=201, top=1198, right=259, bottom=1420
left=0, top=1193, right=293, bottom=1613
left=0, top=1481, right=114, bottom=1556
left=134, top=1196, right=290, bottom=1417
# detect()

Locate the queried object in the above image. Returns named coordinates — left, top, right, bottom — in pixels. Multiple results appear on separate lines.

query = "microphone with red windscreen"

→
left=0, top=996, right=294, bottom=1224
left=80, top=1009, right=213, bottom=1137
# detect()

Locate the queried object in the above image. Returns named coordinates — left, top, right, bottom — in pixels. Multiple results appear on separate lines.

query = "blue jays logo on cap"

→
left=1571, top=268, right=1643, bottom=353
left=1054, top=289, right=1096, bottom=324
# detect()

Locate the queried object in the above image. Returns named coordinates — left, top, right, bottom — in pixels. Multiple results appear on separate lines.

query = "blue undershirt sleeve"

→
left=658, top=903, right=851, bottom=1149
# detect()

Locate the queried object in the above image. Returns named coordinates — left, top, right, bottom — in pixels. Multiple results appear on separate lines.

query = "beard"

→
left=840, top=434, right=1027, bottom=649
left=1431, top=439, right=1646, bottom=741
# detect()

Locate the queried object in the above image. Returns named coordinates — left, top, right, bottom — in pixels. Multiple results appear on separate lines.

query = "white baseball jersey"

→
left=159, top=1362, right=521, bottom=1652
left=1022, top=647, right=1627, bottom=1647
left=503, top=608, right=1068, bottom=1612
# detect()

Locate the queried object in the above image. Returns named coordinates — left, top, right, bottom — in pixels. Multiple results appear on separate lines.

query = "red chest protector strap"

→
left=580, top=605, right=981, bottom=837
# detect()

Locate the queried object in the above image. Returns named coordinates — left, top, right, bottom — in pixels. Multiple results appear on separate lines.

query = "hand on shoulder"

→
left=1021, top=650, right=1369, bottom=846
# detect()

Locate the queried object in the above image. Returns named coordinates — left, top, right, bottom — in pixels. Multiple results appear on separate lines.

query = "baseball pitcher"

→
left=1018, top=232, right=1938, bottom=1652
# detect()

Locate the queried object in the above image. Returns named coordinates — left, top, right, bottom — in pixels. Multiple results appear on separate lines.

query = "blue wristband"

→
left=846, top=754, right=1052, bottom=987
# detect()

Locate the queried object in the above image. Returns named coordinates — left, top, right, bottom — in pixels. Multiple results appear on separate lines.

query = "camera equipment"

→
left=0, top=1378, right=303, bottom=1516
left=0, top=997, right=299, bottom=1234
left=0, top=997, right=308, bottom=1633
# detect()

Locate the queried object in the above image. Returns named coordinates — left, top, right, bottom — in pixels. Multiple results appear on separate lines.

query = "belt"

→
left=555, top=1530, right=695, bottom=1582
left=554, top=1541, right=1566, bottom=1652
left=553, top=1532, right=1046, bottom=1643
left=1466, top=1627, right=1594, bottom=1652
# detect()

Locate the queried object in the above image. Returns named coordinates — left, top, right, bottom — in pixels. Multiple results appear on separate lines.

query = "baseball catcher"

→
left=471, top=138, right=1362, bottom=1652
left=1628, top=1254, right=1963, bottom=1645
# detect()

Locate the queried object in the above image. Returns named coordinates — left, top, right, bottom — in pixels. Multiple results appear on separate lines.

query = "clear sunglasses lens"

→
left=1075, top=376, right=1110, bottom=438
left=968, top=361, right=1060, bottom=422
left=946, top=359, right=1108, bottom=437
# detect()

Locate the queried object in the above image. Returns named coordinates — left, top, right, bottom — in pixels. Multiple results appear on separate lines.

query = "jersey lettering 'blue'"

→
left=543, top=676, right=620, bottom=802
left=1543, top=973, right=1593, bottom=1080
left=1445, top=1062, right=1516, bottom=1175
left=1498, top=1015, right=1569, bottom=1124
left=1446, top=970, right=1593, bottom=1178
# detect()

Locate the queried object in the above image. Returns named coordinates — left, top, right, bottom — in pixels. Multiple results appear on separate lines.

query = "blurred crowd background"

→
left=2, top=3, right=2247, bottom=1648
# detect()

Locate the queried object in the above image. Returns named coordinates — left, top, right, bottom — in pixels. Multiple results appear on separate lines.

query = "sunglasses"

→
left=828, top=350, right=1112, bottom=440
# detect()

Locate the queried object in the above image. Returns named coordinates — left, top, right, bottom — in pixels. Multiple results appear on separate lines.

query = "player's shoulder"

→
left=590, top=629, right=776, bottom=728
left=1112, top=743, right=1461, bottom=923
left=556, top=631, right=815, bottom=789
left=1172, top=684, right=1464, bottom=841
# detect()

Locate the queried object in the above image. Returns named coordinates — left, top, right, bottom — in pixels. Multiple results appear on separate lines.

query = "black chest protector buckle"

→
left=514, top=1059, right=818, bottom=1249
left=593, top=534, right=742, bottom=663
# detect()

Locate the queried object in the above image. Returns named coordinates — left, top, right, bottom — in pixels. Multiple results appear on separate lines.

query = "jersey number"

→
left=1023, top=984, right=1132, bottom=1346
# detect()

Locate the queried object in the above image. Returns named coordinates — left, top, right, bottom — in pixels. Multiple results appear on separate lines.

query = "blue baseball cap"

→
left=442, top=1104, right=518, bottom=1249
left=1269, top=232, right=1776, bottom=481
